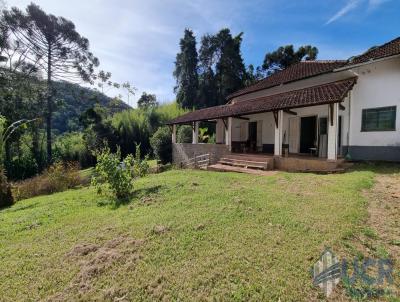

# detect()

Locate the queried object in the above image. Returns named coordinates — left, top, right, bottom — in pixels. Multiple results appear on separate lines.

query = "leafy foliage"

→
left=52, top=81, right=129, bottom=134
left=91, top=146, right=147, bottom=200
left=173, top=29, right=199, bottom=109
left=262, top=45, right=318, bottom=73
left=0, top=168, right=13, bottom=208
left=198, top=127, right=210, bottom=143
left=111, top=102, right=187, bottom=157
left=53, top=132, right=93, bottom=168
left=150, top=126, right=172, bottom=164
left=177, top=125, right=192, bottom=143
left=137, top=92, right=158, bottom=109
left=3, top=3, right=100, bottom=162
left=174, top=28, right=248, bottom=108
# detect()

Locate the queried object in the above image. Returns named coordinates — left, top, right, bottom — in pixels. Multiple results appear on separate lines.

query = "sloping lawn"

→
left=0, top=168, right=380, bottom=301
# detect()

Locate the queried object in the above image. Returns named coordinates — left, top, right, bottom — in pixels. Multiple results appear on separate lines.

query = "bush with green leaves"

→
left=177, top=125, right=192, bottom=143
left=91, top=146, right=148, bottom=200
left=0, top=169, right=13, bottom=208
left=150, top=126, right=172, bottom=164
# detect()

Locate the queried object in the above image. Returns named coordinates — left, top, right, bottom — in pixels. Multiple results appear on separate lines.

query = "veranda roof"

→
left=167, top=77, right=357, bottom=125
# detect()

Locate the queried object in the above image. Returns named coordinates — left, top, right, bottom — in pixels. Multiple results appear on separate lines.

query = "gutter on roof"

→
left=334, top=54, right=400, bottom=72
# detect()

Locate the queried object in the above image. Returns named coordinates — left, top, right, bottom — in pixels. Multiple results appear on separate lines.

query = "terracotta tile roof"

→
left=349, top=37, right=400, bottom=65
left=167, top=77, right=357, bottom=125
left=227, top=60, right=347, bottom=100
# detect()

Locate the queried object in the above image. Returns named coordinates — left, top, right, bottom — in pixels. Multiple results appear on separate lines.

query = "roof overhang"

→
left=334, top=54, right=400, bottom=72
left=167, top=77, right=357, bottom=125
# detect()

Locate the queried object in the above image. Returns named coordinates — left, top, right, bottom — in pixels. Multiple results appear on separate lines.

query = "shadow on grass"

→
left=349, top=162, right=400, bottom=175
left=98, top=185, right=165, bottom=209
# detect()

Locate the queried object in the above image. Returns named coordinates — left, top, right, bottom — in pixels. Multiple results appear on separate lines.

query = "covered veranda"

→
left=167, top=78, right=357, bottom=171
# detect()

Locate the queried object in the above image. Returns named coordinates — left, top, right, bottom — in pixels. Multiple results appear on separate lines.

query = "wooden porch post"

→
left=274, top=110, right=283, bottom=156
left=225, top=117, right=232, bottom=151
left=327, top=103, right=339, bottom=161
left=192, top=121, right=199, bottom=144
left=172, top=124, right=177, bottom=143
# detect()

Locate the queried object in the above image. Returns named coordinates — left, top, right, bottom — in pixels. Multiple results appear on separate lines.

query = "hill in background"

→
left=52, top=81, right=130, bottom=134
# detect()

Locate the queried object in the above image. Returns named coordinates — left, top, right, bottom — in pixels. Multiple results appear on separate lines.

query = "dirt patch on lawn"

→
left=366, top=174, right=400, bottom=256
left=47, top=235, right=145, bottom=301
left=335, top=172, right=400, bottom=300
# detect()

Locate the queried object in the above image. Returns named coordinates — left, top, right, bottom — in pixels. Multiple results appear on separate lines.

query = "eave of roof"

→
left=226, top=60, right=348, bottom=101
left=167, top=77, right=357, bottom=125
left=227, top=36, right=400, bottom=101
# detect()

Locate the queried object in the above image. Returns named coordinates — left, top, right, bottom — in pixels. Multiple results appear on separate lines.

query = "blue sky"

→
left=7, top=0, right=400, bottom=106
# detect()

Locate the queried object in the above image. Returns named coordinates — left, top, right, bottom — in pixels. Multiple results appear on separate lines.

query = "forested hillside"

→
left=52, top=81, right=130, bottom=134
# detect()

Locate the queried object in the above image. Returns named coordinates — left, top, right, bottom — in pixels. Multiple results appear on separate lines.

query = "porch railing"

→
left=181, top=153, right=210, bottom=170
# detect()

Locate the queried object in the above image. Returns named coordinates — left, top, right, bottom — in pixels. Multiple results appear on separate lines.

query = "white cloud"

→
left=368, top=0, right=390, bottom=10
left=326, top=0, right=391, bottom=24
left=8, top=0, right=257, bottom=106
left=326, top=0, right=362, bottom=25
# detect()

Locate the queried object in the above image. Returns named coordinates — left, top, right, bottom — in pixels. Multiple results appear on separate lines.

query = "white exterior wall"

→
left=348, top=58, right=400, bottom=147
left=216, top=57, right=400, bottom=161
left=229, top=101, right=350, bottom=155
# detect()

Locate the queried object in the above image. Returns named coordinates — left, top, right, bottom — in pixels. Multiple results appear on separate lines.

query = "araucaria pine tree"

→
left=3, top=4, right=99, bottom=164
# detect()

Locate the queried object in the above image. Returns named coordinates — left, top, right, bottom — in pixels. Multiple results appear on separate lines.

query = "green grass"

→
left=0, top=168, right=378, bottom=301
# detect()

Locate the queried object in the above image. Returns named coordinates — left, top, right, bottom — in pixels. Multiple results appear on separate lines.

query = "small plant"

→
left=198, top=127, right=210, bottom=143
left=91, top=146, right=148, bottom=200
left=133, top=144, right=149, bottom=178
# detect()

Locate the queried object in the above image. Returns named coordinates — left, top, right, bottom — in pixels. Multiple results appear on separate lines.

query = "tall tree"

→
left=214, top=29, right=246, bottom=103
left=137, top=92, right=158, bottom=109
left=198, top=29, right=246, bottom=106
left=262, top=45, right=318, bottom=74
left=4, top=4, right=99, bottom=164
left=173, top=29, right=199, bottom=109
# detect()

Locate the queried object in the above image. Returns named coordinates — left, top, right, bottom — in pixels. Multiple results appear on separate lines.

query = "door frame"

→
left=299, top=115, right=318, bottom=154
left=288, top=117, right=300, bottom=153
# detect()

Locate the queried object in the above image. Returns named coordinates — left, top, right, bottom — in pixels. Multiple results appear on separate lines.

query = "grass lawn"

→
left=0, top=166, right=398, bottom=301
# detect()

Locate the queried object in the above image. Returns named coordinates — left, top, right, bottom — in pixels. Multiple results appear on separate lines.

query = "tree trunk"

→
left=46, top=45, right=52, bottom=165
left=31, top=124, right=42, bottom=172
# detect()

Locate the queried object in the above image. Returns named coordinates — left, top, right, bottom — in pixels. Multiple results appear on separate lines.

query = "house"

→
left=167, top=37, right=400, bottom=172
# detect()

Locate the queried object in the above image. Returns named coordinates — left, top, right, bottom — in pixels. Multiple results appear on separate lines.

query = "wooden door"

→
left=289, top=117, right=300, bottom=153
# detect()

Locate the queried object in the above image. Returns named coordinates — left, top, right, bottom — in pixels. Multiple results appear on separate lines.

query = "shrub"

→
left=150, top=126, right=172, bottom=164
left=12, top=162, right=82, bottom=201
left=133, top=144, right=150, bottom=178
left=0, top=169, right=13, bottom=208
left=177, top=125, right=192, bottom=143
left=53, top=132, right=91, bottom=167
left=91, top=146, right=148, bottom=200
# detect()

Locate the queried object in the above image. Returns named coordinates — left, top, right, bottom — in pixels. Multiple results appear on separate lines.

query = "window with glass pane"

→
left=361, top=106, right=396, bottom=131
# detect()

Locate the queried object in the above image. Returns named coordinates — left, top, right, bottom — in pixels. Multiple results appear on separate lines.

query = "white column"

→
left=192, top=121, right=199, bottom=144
left=172, top=124, right=177, bottom=143
left=216, top=119, right=224, bottom=144
left=225, top=117, right=232, bottom=151
left=327, top=103, right=339, bottom=161
left=274, top=110, right=283, bottom=156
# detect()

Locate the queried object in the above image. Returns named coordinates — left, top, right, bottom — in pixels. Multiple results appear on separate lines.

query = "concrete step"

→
left=225, top=154, right=272, bottom=161
left=219, top=158, right=269, bottom=170
left=218, top=161, right=268, bottom=170
left=208, top=164, right=277, bottom=176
